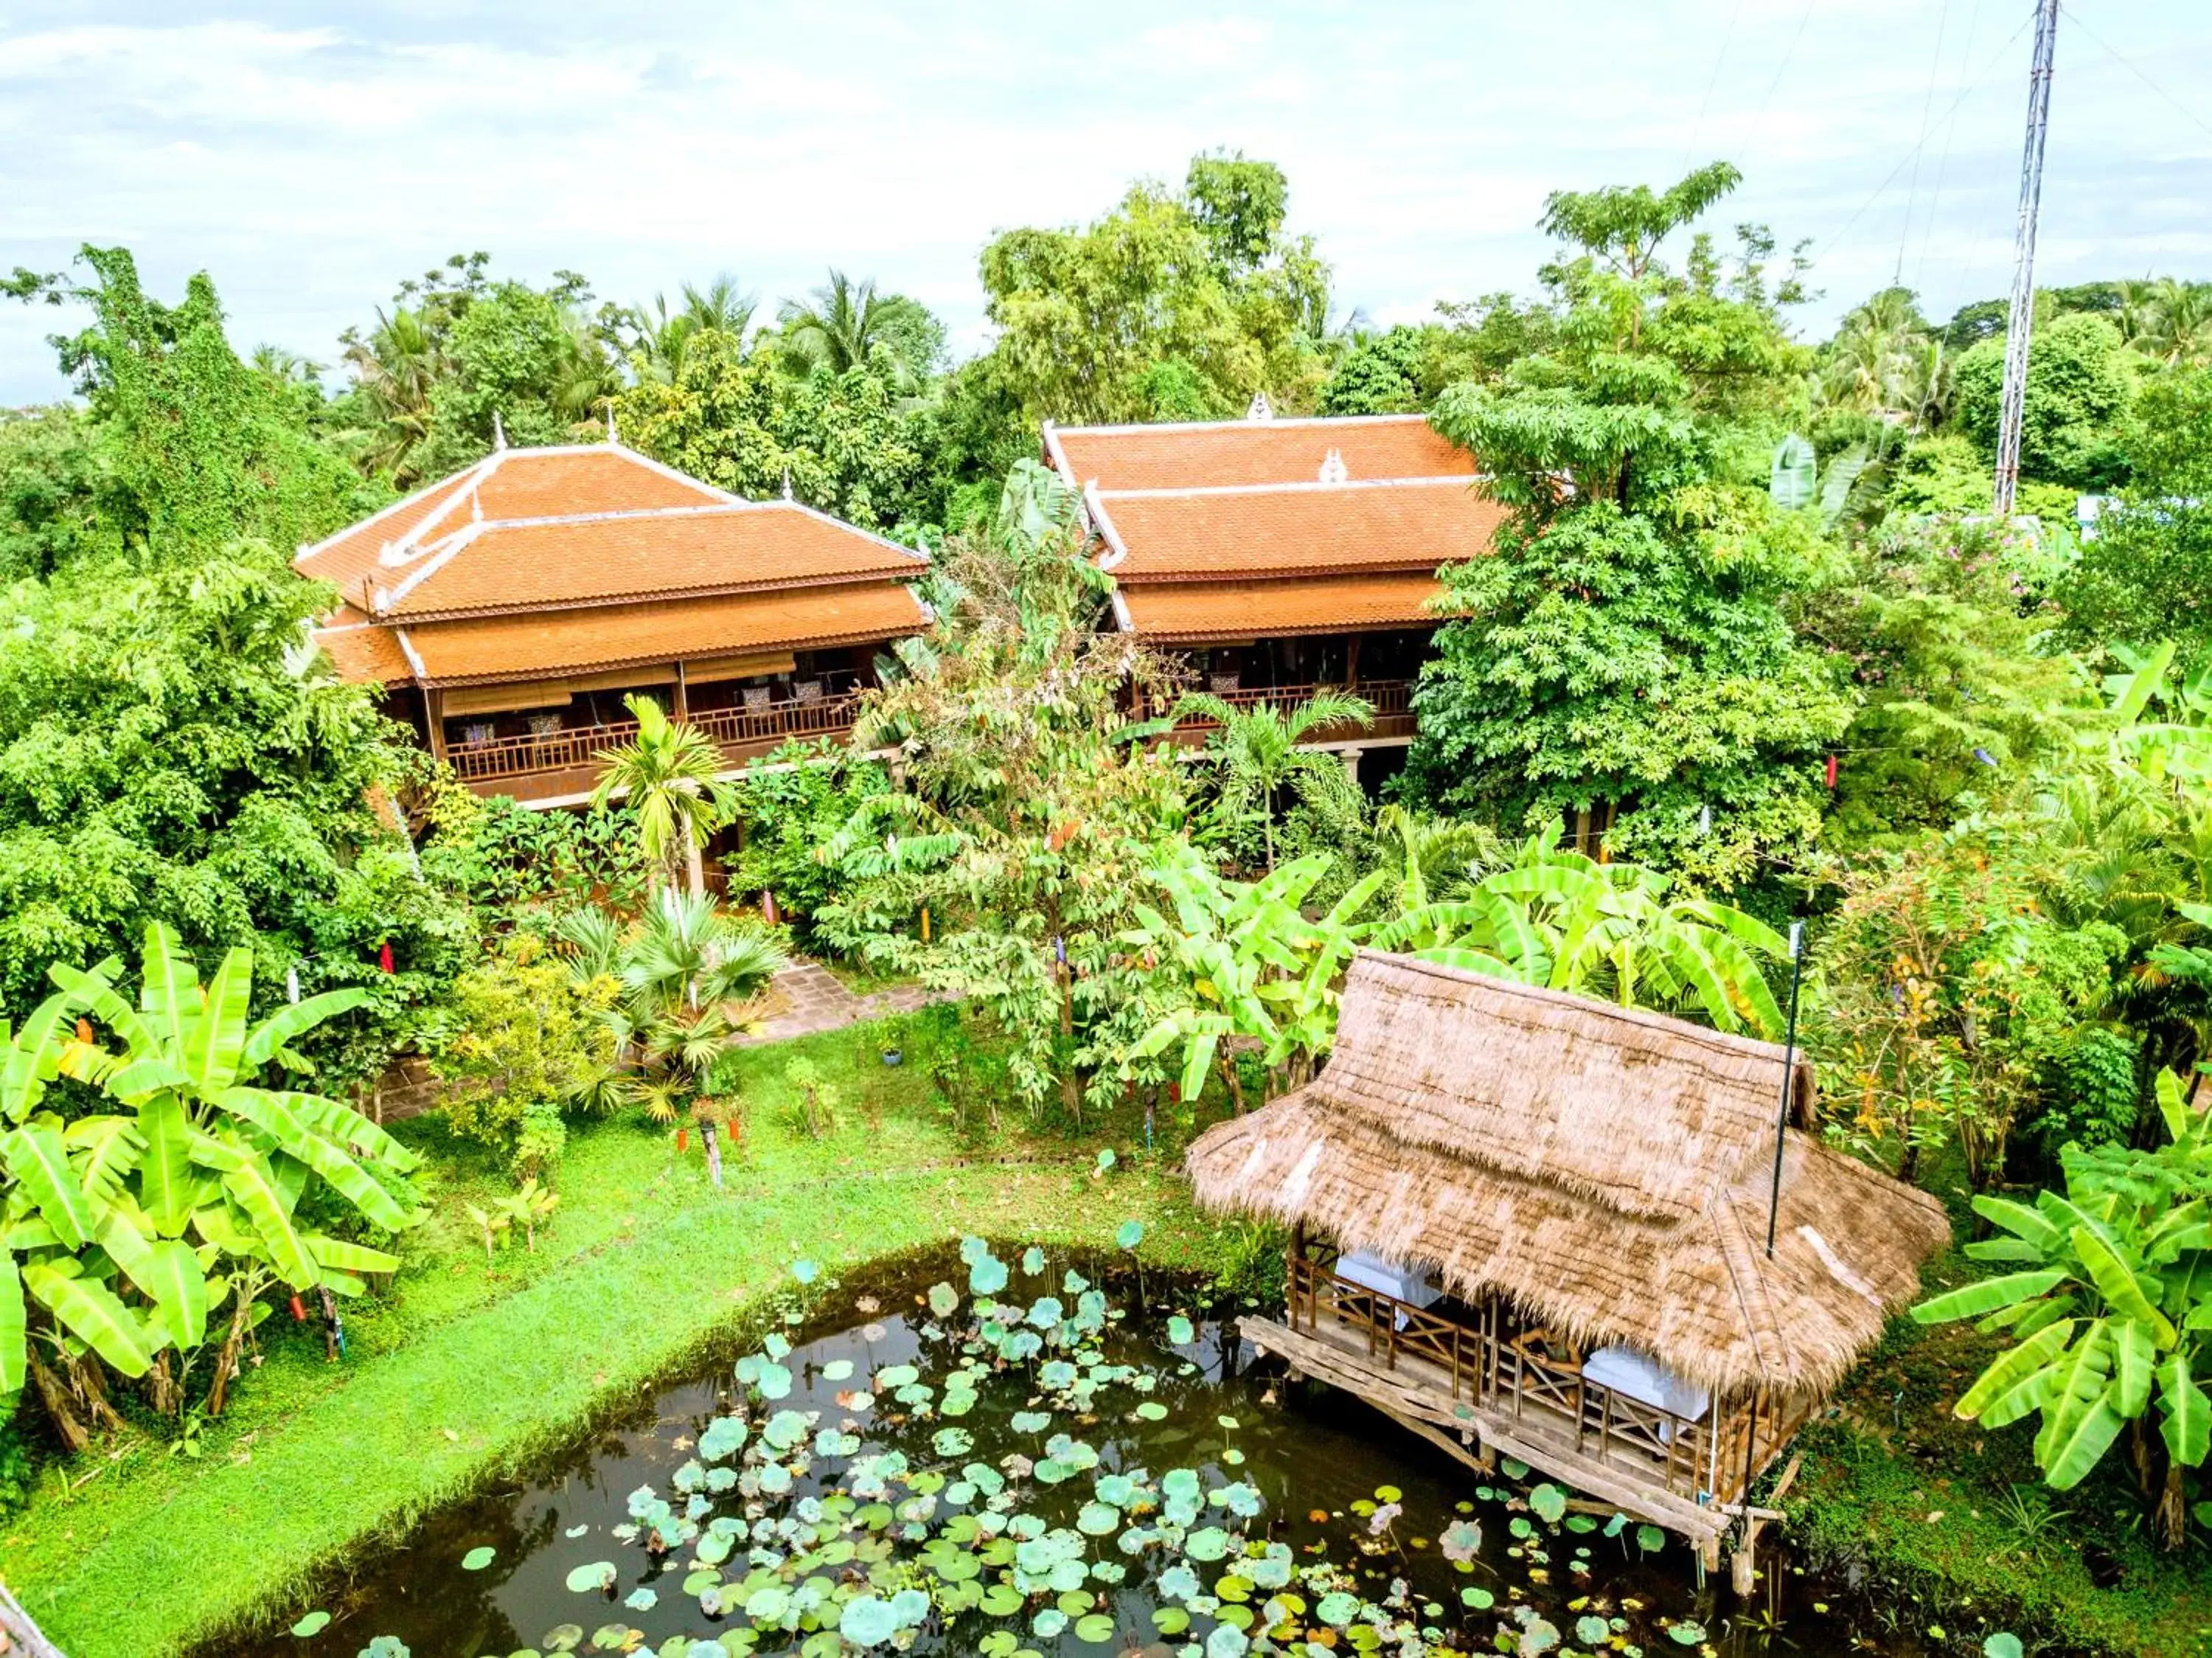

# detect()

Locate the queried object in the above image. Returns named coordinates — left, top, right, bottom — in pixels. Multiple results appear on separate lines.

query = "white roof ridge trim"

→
left=1052, top=412, right=1434, bottom=436
left=1093, top=474, right=1484, bottom=501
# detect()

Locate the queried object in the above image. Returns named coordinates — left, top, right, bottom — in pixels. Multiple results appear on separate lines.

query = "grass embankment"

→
left=4, top=1008, right=1237, bottom=1658
left=1790, top=1237, right=2212, bottom=1657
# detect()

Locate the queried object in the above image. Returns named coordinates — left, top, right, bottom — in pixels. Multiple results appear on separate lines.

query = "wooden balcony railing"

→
left=1149, top=679, right=1413, bottom=729
left=1286, top=1256, right=1729, bottom=1502
left=446, top=692, right=863, bottom=785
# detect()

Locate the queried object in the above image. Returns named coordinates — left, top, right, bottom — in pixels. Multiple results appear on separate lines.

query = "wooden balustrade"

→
left=446, top=693, right=863, bottom=785
left=1156, top=679, right=1413, bottom=728
left=1285, top=1257, right=1723, bottom=1502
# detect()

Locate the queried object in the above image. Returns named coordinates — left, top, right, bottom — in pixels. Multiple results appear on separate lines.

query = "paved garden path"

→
left=742, top=961, right=944, bottom=1043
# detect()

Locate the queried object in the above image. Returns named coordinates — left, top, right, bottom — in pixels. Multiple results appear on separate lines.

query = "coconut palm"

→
left=776, top=269, right=939, bottom=386
left=2120, top=277, right=2212, bottom=369
left=1172, top=690, right=1374, bottom=871
left=341, top=304, right=447, bottom=480
left=589, top=693, right=724, bottom=896
left=627, top=276, right=759, bottom=384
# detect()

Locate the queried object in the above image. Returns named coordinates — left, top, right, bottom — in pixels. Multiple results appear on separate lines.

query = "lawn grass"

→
left=1790, top=1238, right=2212, bottom=1657
left=1, top=1006, right=1239, bottom=1658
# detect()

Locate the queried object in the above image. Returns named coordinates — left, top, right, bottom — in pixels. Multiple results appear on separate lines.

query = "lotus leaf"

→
left=1152, top=1606, right=1190, bottom=1634
left=1018, top=1244, right=1045, bottom=1274
left=1206, top=1625, right=1248, bottom=1658
left=699, top=1417, right=748, bottom=1461
left=1116, top=1219, right=1144, bottom=1249
left=758, top=1463, right=793, bottom=1495
left=623, top=1588, right=657, bottom=1612
left=1183, top=1526, right=1231, bottom=1562
left=1031, top=1608, right=1068, bottom=1639
left=1166, top=1314, right=1195, bottom=1345
left=1134, top=1401, right=1168, bottom=1421
left=979, top=1585, right=1025, bottom=1617
left=1528, top=1483, right=1566, bottom=1524
left=1576, top=1616, right=1611, bottom=1645
left=1667, top=1621, right=1707, bottom=1645
left=461, top=1546, right=496, bottom=1572
left=970, top=1253, right=1009, bottom=1296
left=874, top=1362, right=920, bottom=1389
left=1034, top=1457, right=1074, bottom=1484
left=1040, top=1359, right=1077, bottom=1389
left=999, top=1330, right=1043, bottom=1363
left=1244, top=1543, right=1293, bottom=1589
left=756, top=1362, right=793, bottom=1401
left=1986, top=1638, right=2025, bottom=1658
left=959, top=1235, right=989, bottom=1263
left=838, top=1596, right=900, bottom=1648
left=1218, top=1482, right=1262, bottom=1517
left=542, top=1626, right=585, bottom=1653
left=762, top=1409, right=812, bottom=1449
left=923, top=1280, right=961, bottom=1319
left=964, top=1461, right=1006, bottom=1496
left=1461, top=1587, right=1495, bottom=1611
left=1009, top=1409, right=1052, bottom=1435
left=1062, top=1268, right=1089, bottom=1294
left=1076, top=1500, right=1121, bottom=1536
left=1517, top=1614, right=1560, bottom=1654
left=1026, top=1296, right=1063, bottom=1329
left=672, top=1459, right=706, bottom=1494
left=359, top=1641, right=411, bottom=1658
left=288, top=1611, right=332, bottom=1637
left=1440, top=1519, right=1481, bottom=1563
left=1162, top=1468, right=1200, bottom=1501
left=565, top=1561, right=618, bottom=1595
left=1317, top=1591, right=1360, bottom=1627
left=941, top=1387, right=976, bottom=1418
left=1636, top=1523, right=1666, bottom=1553
left=744, top=1585, right=790, bottom=1620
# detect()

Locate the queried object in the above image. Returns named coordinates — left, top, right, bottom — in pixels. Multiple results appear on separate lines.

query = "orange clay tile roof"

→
left=1116, top=574, right=1451, bottom=642
left=1047, top=414, right=1473, bottom=493
left=396, top=584, right=928, bottom=688
left=313, top=608, right=417, bottom=687
left=296, top=444, right=729, bottom=593
left=1092, top=477, right=1503, bottom=583
left=378, top=503, right=920, bottom=621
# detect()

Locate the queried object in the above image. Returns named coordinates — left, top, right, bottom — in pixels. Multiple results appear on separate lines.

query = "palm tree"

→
left=776, top=269, right=938, bottom=385
left=2120, top=277, right=2212, bottom=369
left=589, top=693, right=723, bottom=896
left=627, top=275, right=758, bottom=384
left=559, top=892, right=787, bottom=1183
left=1172, top=690, right=1374, bottom=872
left=341, top=305, right=447, bottom=480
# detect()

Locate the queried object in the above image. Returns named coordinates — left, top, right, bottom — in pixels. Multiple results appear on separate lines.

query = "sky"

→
left=3, top=1, right=2211, bottom=403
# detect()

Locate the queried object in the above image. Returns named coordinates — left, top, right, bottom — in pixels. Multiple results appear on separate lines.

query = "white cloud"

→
left=1, top=0, right=2208, bottom=399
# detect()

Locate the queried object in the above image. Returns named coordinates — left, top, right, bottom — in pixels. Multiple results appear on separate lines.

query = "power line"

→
left=1898, top=0, right=1956, bottom=284
left=2059, top=1, right=2212, bottom=144
left=1752, top=0, right=1817, bottom=119
left=1681, top=0, right=1747, bottom=172
left=1915, top=0, right=1987, bottom=296
left=1804, top=4, right=2037, bottom=271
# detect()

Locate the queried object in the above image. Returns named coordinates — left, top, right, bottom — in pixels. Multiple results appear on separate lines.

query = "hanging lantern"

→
left=920, top=905, right=931, bottom=943
left=1824, top=755, right=1839, bottom=791
left=378, top=939, right=394, bottom=974
left=288, top=1293, right=308, bottom=1322
left=74, top=1016, right=93, bottom=1044
left=677, top=1126, right=689, bottom=1153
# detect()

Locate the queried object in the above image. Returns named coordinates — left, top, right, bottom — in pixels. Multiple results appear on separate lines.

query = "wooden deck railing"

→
left=446, top=693, right=863, bottom=785
left=1286, top=1256, right=1725, bottom=1502
left=1150, top=679, right=1413, bottom=729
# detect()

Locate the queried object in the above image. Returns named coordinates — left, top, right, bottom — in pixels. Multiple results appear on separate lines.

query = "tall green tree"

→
left=1405, top=164, right=1849, bottom=887
left=978, top=153, right=1329, bottom=423
left=589, top=694, right=723, bottom=898
left=1953, top=311, right=2139, bottom=490
left=776, top=271, right=943, bottom=387
left=1174, top=691, right=1373, bottom=872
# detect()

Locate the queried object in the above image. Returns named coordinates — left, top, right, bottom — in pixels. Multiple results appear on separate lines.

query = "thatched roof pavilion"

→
left=1189, top=951, right=1947, bottom=1396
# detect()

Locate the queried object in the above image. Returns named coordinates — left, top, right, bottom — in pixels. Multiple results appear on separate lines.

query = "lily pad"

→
left=288, top=1611, right=331, bottom=1637
left=564, top=1561, right=617, bottom=1595
left=461, top=1546, right=496, bottom=1571
left=1528, top=1482, right=1567, bottom=1524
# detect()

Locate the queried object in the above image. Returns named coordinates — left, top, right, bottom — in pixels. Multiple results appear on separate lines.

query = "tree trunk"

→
left=72, top=1353, right=127, bottom=1435
left=148, top=1349, right=181, bottom=1418
left=686, top=835, right=705, bottom=900
left=206, top=1280, right=262, bottom=1417
left=27, top=1346, right=89, bottom=1454
left=1058, top=964, right=1081, bottom=1125
left=702, top=1119, right=724, bottom=1187
left=1217, top=1052, right=1247, bottom=1117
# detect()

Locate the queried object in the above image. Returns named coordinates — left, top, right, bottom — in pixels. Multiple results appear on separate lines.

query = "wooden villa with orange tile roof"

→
left=1043, top=406, right=1503, bottom=788
left=298, top=439, right=928, bottom=807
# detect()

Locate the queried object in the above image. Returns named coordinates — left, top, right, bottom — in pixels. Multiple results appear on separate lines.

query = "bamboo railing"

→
left=446, top=692, right=863, bottom=785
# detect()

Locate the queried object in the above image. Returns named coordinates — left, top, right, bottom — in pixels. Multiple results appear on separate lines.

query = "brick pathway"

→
left=739, top=962, right=945, bottom=1044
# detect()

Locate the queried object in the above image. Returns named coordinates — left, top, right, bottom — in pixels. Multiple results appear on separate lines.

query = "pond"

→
left=215, top=1242, right=2000, bottom=1658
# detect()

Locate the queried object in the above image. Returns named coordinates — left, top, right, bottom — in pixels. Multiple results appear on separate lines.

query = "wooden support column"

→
left=672, top=659, right=690, bottom=721
left=1345, top=633, right=1363, bottom=690
left=424, top=688, right=448, bottom=761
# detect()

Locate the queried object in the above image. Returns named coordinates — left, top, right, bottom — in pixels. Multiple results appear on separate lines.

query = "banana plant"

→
left=1914, top=1069, right=2212, bottom=1546
left=2, top=925, right=421, bottom=1416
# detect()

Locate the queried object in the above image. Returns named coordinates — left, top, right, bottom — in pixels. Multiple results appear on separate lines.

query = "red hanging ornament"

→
left=1824, top=754, right=1839, bottom=791
left=378, top=939, right=394, bottom=974
left=677, top=1126, right=689, bottom=1153
left=289, top=1293, right=308, bottom=1322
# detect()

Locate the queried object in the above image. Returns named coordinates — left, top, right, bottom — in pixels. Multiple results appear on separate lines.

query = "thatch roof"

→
left=1186, top=952, right=1949, bottom=1395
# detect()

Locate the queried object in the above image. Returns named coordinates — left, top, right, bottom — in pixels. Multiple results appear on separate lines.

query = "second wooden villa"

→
left=1044, top=408, right=1503, bottom=790
left=1186, top=951, right=1948, bottom=1556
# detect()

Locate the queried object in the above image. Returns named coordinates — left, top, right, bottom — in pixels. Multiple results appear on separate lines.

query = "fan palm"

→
left=590, top=694, right=724, bottom=896
left=1173, top=690, right=1374, bottom=871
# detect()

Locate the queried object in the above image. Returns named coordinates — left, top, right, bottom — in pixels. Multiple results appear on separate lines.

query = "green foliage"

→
left=0, top=547, right=459, bottom=1078
left=1954, top=312, right=2139, bottom=490
left=1916, top=1072, right=2212, bottom=1541
left=1175, top=691, right=1373, bottom=873
left=720, top=745, right=890, bottom=936
left=589, top=693, right=723, bottom=897
left=1408, top=164, right=1845, bottom=887
left=1315, top=327, right=1425, bottom=415
left=0, top=406, right=115, bottom=581
left=1799, top=516, right=2084, bottom=844
left=978, top=153, right=1329, bottom=424
left=30, top=247, right=379, bottom=559
left=430, top=933, right=618, bottom=1170
left=616, top=329, right=931, bottom=531
left=2056, top=507, right=2212, bottom=666
left=774, top=270, right=944, bottom=386
left=1885, top=432, right=2079, bottom=522
left=416, top=784, right=647, bottom=927
left=410, top=279, right=616, bottom=478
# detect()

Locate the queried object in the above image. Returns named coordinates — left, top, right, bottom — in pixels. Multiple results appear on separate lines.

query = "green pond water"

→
left=212, top=1244, right=2014, bottom=1658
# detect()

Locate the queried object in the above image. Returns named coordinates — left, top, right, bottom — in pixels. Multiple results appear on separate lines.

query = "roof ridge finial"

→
left=781, top=467, right=793, bottom=502
left=492, top=410, right=507, bottom=451
left=1318, top=446, right=1349, bottom=485
left=605, top=400, right=618, bottom=445
left=1245, top=390, right=1273, bottom=422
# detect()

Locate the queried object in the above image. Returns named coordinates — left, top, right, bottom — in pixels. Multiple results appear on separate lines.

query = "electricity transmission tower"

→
left=1993, top=0, right=2061, bottom=516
